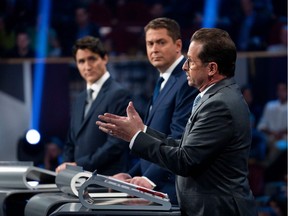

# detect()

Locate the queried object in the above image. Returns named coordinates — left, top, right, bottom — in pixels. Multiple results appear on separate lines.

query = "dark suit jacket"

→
left=63, top=77, right=130, bottom=175
left=131, top=78, right=258, bottom=216
left=129, top=58, right=198, bottom=204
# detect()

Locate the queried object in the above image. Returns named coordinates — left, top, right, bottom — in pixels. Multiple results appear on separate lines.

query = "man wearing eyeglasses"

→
left=97, top=28, right=257, bottom=215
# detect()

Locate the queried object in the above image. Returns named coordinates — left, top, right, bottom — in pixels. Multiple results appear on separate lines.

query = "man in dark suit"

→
left=56, top=36, right=130, bottom=175
left=111, top=18, right=197, bottom=204
left=97, top=28, right=258, bottom=215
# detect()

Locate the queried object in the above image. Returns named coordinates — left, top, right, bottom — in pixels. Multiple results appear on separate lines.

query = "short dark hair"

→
left=72, top=36, right=107, bottom=60
left=191, top=28, right=237, bottom=77
left=144, top=17, right=181, bottom=42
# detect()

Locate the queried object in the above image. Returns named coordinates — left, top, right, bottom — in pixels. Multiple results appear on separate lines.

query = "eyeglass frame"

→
left=184, top=58, right=212, bottom=69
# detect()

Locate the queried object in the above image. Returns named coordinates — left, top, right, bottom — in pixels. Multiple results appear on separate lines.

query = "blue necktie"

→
left=152, top=77, right=164, bottom=104
left=192, top=94, right=201, bottom=114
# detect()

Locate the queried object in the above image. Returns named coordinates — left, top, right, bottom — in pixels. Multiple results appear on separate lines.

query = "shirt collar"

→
left=87, top=71, right=110, bottom=94
left=159, top=55, right=184, bottom=88
left=200, top=83, right=215, bottom=97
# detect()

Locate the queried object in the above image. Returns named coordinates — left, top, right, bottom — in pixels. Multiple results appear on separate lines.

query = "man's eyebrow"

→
left=147, top=38, right=165, bottom=43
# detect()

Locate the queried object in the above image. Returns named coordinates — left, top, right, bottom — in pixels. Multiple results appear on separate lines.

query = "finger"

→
left=98, top=114, right=123, bottom=125
left=55, top=167, right=60, bottom=173
left=125, top=179, right=132, bottom=183
left=127, top=101, right=140, bottom=119
left=96, top=120, right=115, bottom=129
left=97, top=114, right=110, bottom=123
left=103, top=113, right=123, bottom=120
left=99, top=126, right=112, bottom=134
left=56, top=164, right=65, bottom=173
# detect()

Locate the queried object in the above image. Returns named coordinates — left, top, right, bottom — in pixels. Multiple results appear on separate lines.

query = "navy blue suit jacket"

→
left=63, top=77, right=131, bottom=175
left=129, top=58, right=198, bottom=204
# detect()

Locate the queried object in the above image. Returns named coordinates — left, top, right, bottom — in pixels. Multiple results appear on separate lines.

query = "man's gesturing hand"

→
left=96, top=101, right=145, bottom=142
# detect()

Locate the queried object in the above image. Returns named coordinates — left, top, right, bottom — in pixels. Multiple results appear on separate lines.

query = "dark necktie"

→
left=84, top=88, right=94, bottom=117
left=152, top=77, right=164, bottom=104
left=192, top=94, right=201, bottom=114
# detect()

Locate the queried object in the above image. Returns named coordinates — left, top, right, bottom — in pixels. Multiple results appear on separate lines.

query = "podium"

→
left=25, top=167, right=181, bottom=216
left=0, top=162, right=58, bottom=216
left=24, top=166, right=107, bottom=216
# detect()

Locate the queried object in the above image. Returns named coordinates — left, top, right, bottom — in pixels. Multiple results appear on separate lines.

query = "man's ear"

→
left=208, top=62, right=218, bottom=76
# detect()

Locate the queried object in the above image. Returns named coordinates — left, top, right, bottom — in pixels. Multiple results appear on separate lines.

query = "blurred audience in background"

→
left=0, top=0, right=286, bottom=57
left=256, top=82, right=287, bottom=216
left=241, top=85, right=267, bottom=197
left=257, top=82, right=287, bottom=165
left=237, top=0, right=275, bottom=51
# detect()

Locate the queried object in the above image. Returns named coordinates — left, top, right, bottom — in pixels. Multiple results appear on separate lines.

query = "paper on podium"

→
left=78, top=171, right=172, bottom=211
left=56, top=165, right=128, bottom=198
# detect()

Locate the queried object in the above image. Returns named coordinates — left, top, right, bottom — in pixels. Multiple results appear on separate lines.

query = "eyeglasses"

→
left=184, top=58, right=210, bottom=69
left=184, top=58, right=192, bottom=69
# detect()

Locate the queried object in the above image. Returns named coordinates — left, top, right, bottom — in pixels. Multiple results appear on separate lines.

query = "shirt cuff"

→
left=129, top=125, right=147, bottom=149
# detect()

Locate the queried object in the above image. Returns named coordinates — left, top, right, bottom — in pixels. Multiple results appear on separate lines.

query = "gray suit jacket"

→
left=131, top=78, right=257, bottom=216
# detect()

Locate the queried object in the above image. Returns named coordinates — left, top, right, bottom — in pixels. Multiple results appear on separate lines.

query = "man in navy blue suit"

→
left=56, top=36, right=130, bottom=175
left=112, top=17, right=198, bottom=204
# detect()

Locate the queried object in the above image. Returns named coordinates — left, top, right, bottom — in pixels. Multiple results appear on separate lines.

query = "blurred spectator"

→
left=149, top=2, right=166, bottom=19
left=60, top=5, right=101, bottom=56
left=257, top=82, right=287, bottom=164
left=42, top=137, right=63, bottom=171
left=267, top=24, right=287, bottom=52
left=237, top=0, right=274, bottom=51
left=73, top=5, right=101, bottom=39
left=48, top=36, right=62, bottom=57
left=27, top=15, right=63, bottom=57
left=6, top=30, right=35, bottom=58
left=0, top=14, right=15, bottom=57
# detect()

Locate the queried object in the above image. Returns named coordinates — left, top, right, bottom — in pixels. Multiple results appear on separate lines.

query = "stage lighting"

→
left=25, top=129, right=41, bottom=145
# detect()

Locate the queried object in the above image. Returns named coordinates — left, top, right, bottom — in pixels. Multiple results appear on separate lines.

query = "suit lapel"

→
left=74, top=91, right=87, bottom=136
left=186, top=77, right=236, bottom=132
left=146, top=74, right=177, bottom=124
left=146, top=59, right=185, bottom=124
left=75, top=78, right=112, bottom=137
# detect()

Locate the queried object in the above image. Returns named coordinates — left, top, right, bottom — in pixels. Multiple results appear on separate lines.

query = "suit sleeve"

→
left=62, top=102, right=78, bottom=162
left=131, top=99, right=235, bottom=177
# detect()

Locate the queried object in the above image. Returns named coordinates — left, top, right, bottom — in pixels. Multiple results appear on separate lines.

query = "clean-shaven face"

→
left=76, top=49, right=108, bottom=85
left=182, top=41, right=209, bottom=90
left=145, top=28, right=181, bottom=73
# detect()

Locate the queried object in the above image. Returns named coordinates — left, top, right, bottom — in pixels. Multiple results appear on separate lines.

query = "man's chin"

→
left=187, top=80, right=193, bottom=87
left=151, top=60, right=162, bottom=66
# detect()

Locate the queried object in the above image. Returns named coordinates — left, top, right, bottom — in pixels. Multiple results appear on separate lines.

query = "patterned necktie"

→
left=152, top=77, right=164, bottom=104
left=192, top=94, right=201, bottom=114
left=84, top=88, right=94, bottom=117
